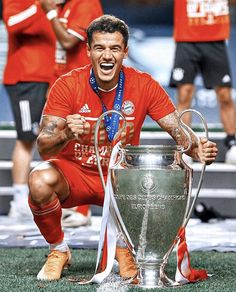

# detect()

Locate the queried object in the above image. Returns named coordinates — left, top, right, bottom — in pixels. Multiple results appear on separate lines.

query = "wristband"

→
left=46, top=9, right=58, bottom=21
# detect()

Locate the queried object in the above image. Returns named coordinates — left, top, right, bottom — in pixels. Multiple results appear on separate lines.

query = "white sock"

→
left=13, top=184, right=29, bottom=205
left=50, top=240, right=69, bottom=252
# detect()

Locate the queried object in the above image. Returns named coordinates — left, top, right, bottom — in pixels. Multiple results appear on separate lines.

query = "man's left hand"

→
left=198, top=137, right=218, bottom=165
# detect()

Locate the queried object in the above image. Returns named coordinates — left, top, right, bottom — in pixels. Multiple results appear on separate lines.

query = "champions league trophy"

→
left=94, top=109, right=208, bottom=289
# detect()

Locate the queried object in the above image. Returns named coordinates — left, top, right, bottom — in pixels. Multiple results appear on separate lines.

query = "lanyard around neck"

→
left=89, top=69, right=125, bottom=141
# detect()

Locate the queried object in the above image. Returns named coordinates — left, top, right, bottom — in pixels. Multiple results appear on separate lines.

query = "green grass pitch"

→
left=0, top=248, right=235, bottom=291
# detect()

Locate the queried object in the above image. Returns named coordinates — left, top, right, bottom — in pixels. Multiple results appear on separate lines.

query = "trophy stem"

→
left=137, top=262, right=171, bottom=289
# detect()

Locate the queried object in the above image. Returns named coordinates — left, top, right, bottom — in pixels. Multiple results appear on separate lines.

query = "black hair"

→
left=87, top=15, right=129, bottom=48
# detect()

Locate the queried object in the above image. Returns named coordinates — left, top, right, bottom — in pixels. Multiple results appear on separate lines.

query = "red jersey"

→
left=174, top=0, right=230, bottom=42
left=43, top=65, right=175, bottom=172
left=3, top=0, right=56, bottom=84
left=54, top=0, right=103, bottom=79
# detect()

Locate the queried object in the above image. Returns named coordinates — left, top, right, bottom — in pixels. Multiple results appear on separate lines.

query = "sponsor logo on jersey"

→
left=122, top=100, right=135, bottom=115
left=79, top=103, right=91, bottom=113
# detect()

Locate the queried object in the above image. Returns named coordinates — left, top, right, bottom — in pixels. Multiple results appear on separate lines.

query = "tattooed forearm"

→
left=41, top=119, right=61, bottom=137
left=37, top=116, right=68, bottom=158
left=158, top=110, right=199, bottom=153
left=171, top=124, right=198, bottom=149
left=158, top=112, right=183, bottom=141
left=171, top=127, right=181, bottom=141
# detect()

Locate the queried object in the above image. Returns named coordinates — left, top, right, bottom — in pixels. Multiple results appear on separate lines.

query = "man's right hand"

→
left=65, top=114, right=90, bottom=140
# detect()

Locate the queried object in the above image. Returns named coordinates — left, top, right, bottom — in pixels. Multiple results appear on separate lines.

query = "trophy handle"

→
left=179, top=109, right=208, bottom=228
left=94, top=110, right=134, bottom=252
left=94, top=109, right=126, bottom=191
left=161, top=110, right=209, bottom=280
left=178, top=110, right=192, bottom=153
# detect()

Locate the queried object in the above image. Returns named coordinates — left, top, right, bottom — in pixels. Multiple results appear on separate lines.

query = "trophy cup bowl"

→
left=110, top=145, right=192, bottom=288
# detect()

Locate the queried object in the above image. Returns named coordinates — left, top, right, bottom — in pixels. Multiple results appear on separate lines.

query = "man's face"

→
left=87, top=31, right=128, bottom=90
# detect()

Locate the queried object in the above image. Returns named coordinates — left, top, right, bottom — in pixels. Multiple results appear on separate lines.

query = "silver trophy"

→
left=95, top=109, right=207, bottom=289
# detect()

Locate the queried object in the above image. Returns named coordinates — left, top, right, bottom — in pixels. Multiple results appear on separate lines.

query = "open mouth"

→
left=100, top=63, right=114, bottom=71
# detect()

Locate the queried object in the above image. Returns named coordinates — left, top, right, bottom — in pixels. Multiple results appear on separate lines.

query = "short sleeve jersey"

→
left=54, top=0, right=103, bottom=79
left=174, top=0, right=230, bottom=42
left=3, top=0, right=55, bottom=84
left=43, top=65, right=175, bottom=172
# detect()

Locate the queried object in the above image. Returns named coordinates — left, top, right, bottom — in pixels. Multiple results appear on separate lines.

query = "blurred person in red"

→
left=3, top=0, right=55, bottom=218
left=39, top=0, right=103, bottom=227
left=170, top=0, right=236, bottom=164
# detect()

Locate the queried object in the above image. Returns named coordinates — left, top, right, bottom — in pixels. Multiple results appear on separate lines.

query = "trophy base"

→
left=130, top=279, right=181, bottom=289
left=131, top=265, right=180, bottom=289
left=132, top=284, right=180, bottom=289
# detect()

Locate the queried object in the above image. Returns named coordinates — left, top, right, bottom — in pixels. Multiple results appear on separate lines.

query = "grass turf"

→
left=0, top=248, right=235, bottom=291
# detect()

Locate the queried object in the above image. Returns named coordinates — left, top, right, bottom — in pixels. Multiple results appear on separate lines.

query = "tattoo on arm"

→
left=40, top=115, right=66, bottom=138
left=42, top=120, right=59, bottom=136
left=37, top=116, right=68, bottom=157
left=158, top=113, right=181, bottom=139
left=158, top=111, right=198, bottom=148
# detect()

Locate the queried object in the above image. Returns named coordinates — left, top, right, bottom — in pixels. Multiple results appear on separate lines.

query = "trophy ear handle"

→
left=179, top=109, right=209, bottom=228
left=178, top=112, right=192, bottom=154
left=178, top=109, right=209, bottom=153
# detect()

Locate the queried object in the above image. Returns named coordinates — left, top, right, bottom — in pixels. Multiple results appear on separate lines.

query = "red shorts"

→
left=49, top=158, right=106, bottom=208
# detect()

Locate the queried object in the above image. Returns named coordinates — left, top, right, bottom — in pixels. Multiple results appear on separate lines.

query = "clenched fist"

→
left=65, top=114, right=90, bottom=140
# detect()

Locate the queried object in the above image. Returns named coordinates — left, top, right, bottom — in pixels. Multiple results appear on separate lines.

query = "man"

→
left=170, top=0, right=236, bottom=164
left=3, top=0, right=55, bottom=218
left=39, top=0, right=103, bottom=227
left=28, top=15, right=218, bottom=281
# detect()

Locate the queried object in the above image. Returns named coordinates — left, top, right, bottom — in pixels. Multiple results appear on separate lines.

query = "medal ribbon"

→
left=89, top=69, right=125, bottom=141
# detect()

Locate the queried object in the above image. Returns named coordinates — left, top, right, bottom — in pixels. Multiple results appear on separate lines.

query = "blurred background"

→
left=0, top=1, right=236, bottom=218
left=1, top=0, right=236, bottom=127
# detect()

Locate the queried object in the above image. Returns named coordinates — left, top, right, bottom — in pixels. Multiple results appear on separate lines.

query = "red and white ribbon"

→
left=84, top=143, right=121, bottom=284
left=175, top=227, right=208, bottom=284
